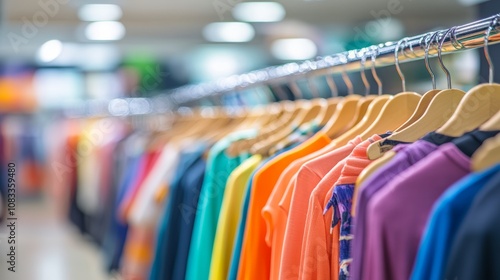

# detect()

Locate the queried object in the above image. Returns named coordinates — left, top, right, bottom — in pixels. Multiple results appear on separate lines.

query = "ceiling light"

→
left=85, top=21, right=126, bottom=41
left=203, top=22, right=255, bottom=42
left=78, top=4, right=123, bottom=21
left=37, top=40, right=63, bottom=63
left=232, top=2, right=285, bottom=22
left=271, top=38, right=317, bottom=60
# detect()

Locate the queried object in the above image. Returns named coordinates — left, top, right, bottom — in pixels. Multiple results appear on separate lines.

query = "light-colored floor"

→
left=0, top=197, right=113, bottom=280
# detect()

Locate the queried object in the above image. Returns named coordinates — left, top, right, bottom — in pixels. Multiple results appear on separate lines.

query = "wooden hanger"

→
left=437, top=22, right=500, bottom=136
left=471, top=111, right=500, bottom=171
left=334, top=95, right=391, bottom=146
left=351, top=54, right=379, bottom=128
left=436, top=83, right=500, bottom=136
left=393, top=33, right=443, bottom=132
left=268, top=88, right=343, bottom=155
left=226, top=100, right=294, bottom=156
left=353, top=95, right=376, bottom=126
left=367, top=31, right=468, bottom=159
left=358, top=91, right=420, bottom=139
left=250, top=98, right=324, bottom=155
left=358, top=38, right=422, bottom=140
left=366, top=89, right=464, bottom=159
left=471, top=133, right=500, bottom=172
left=356, top=150, right=397, bottom=192
left=394, top=89, right=441, bottom=132
left=332, top=47, right=394, bottom=147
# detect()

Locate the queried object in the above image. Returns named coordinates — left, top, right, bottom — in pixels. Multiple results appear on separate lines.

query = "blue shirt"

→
left=411, top=164, right=500, bottom=280
left=150, top=143, right=207, bottom=280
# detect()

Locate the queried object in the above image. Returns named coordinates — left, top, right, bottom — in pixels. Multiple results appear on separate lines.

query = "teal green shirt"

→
left=185, top=130, right=256, bottom=280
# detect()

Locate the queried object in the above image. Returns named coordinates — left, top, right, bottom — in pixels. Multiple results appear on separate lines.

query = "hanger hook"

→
left=395, top=37, right=408, bottom=92
left=484, top=15, right=499, bottom=84
left=325, top=73, right=338, bottom=98
left=360, top=49, right=370, bottom=96
left=340, top=53, right=354, bottom=95
left=422, top=32, right=436, bottom=89
left=370, top=45, right=383, bottom=95
left=437, top=28, right=454, bottom=89
left=308, top=78, right=319, bottom=99
left=289, top=80, right=303, bottom=100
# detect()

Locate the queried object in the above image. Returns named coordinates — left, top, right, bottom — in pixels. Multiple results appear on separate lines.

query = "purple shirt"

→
left=363, top=143, right=470, bottom=280
left=351, top=140, right=439, bottom=280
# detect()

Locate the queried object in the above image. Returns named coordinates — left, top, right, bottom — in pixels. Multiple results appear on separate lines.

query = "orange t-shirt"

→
left=279, top=137, right=362, bottom=279
left=299, top=135, right=380, bottom=280
left=262, top=141, right=343, bottom=280
left=237, top=132, right=331, bottom=280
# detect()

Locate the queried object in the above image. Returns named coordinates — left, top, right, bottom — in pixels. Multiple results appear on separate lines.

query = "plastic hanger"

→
left=437, top=16, right=500, bottom=137
left=358, top=38, right=421, bottom=140
left=367, top=30, right=466, bottom=159
left=332, top=46, right=391, bottom=146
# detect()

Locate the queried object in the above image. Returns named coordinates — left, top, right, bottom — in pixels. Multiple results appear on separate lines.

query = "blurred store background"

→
left=0, top=0, right=498, bottom=279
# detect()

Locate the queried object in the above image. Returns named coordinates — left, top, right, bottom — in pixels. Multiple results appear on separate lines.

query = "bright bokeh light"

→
left=271, top=38, right=317, bottom=60
left=78, top=4, right=123, bottom=21
left=85, top=21, right=126, bottom=41
left=37, top=40, right=63, bottom=63
left=203, top=22, right=255, bottom=42
left=232, top=2, right=286, bottom=22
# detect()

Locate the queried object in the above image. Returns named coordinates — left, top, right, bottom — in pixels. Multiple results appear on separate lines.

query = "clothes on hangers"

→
left=53, top=107, right=500, bottom=280
left=46, top=15, right=500, bottom=278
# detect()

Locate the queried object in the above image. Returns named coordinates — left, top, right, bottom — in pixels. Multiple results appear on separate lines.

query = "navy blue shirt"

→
left=150, top=144, right=207, bottom=280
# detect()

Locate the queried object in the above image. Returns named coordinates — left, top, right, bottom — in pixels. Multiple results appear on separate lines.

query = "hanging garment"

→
left=237, top=132, right=331, bottom=280
left=444, top=168, right=500, bottom=280
left=350, top=132, right=455, bottom=280
left=186, top=130, right=256, bottom=280
left=362, top=130, right=498, bottom=280
left=411, top=164, right=500, bottom=280
left=209, top=155, right=262, bottom=280
left=150, top=142, right=207, bottom=280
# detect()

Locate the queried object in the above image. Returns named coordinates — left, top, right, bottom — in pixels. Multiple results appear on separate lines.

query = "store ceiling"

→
left=0, top=0, right=476, bottom=61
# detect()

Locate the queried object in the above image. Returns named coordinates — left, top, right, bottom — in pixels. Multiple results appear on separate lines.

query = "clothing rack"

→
left=66, top=14, right=500, bottom=118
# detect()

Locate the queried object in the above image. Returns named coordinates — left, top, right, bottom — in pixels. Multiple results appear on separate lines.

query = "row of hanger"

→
left=147, top=16, right=500, bottom=177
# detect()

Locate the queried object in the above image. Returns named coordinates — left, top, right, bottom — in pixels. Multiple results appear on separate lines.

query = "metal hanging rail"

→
left=64, top=14, right=500, bottom=118
left=167, top=14, right=500, bottom=106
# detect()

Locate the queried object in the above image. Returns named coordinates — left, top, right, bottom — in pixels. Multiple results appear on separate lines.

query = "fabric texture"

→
left=209, top=155, right=262, bottom=280
left=350, top=140, right=441, bottom=280
left=411, top=164, right=500, bottom=280
left=279, top=137, right=361, bottom=280
left=149, top=143, right=206, bottom=280
left=186, top=130, right=255, bottom=280
left=444, top=169, right=500, bottom=280
left=238, top=132, right=331, bottom=280
left=363, top=143, right=470, bottom=280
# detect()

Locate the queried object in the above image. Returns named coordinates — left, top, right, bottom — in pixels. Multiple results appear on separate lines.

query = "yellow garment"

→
left=209, top=155, right=263, bottom=280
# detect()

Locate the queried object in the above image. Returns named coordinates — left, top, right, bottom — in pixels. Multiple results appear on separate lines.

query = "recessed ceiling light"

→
left=85, top=21, right=126, bottom=41
left=78, top=4, right=123, bottom=21
left=271, top=38, right=317, bottom=60
left=203, top=22, right=255, bottom=42
left=232, top=2, right=285, bottom=22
